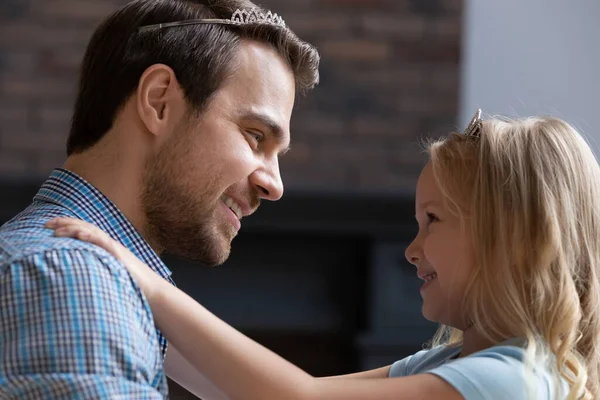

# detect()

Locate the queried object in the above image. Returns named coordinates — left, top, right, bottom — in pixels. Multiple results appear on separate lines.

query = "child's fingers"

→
left=46, top=217, right=99, bottom=233
left=53, top=226, right=91, bottom=240
left=47, top=217, right=128, bottom=261
left=45, top=217, right=79, bottom=229
left=47, top=219, right=107, bottom=241
left=53, top=224, right=117, bottom=254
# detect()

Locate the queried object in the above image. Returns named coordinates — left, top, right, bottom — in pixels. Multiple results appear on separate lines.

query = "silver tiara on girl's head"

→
left=463, top=109, right=483, bottom=137
left=138, top=7, right=286, bottom=33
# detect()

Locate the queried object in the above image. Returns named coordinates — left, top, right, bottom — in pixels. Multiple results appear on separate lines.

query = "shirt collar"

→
left=35, top=168, right=173, bottom=282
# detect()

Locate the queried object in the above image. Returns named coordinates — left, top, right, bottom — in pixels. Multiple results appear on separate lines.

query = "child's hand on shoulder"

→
left=46, top=217, right=159, bottom=302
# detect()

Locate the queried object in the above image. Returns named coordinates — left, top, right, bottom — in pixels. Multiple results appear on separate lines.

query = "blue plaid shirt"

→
left=0, top=168, right=174, bottom=399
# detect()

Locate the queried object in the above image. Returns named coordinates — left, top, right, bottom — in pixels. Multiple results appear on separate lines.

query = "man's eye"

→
left=246, top=130, right=264, bottom=143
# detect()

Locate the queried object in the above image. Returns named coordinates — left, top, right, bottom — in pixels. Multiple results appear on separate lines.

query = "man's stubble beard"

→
left=140, top=134, right=233, bottom=267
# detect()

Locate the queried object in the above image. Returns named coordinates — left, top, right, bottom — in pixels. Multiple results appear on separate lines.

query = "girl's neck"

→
left=459, top=327, right=496, bottom=358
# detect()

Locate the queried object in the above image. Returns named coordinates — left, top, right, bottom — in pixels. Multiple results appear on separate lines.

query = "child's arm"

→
left=165, top=344, right=233, bottom=400
left=47, top=217, right=462, bottom=400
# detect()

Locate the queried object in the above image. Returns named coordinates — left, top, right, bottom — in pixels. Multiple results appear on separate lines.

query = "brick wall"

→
left=0, top=0, right=462, bottom=193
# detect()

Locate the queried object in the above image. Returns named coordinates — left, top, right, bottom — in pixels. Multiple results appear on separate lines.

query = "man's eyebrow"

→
left=240, top=111, right=291, bottom=154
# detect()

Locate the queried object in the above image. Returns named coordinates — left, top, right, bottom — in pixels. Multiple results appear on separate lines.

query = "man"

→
left=0, top=0, right=319, bottom=398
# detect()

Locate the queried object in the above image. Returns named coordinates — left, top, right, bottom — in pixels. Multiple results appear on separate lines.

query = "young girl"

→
left=47, top=110, right=600, bottom=400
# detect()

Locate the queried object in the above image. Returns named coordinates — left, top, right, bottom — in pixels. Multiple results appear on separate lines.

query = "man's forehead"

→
left=233, top=40, right=294, bottom=86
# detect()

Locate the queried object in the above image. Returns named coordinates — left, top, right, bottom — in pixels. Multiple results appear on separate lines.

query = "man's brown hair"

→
left=67, top=0, right=320, bottom=155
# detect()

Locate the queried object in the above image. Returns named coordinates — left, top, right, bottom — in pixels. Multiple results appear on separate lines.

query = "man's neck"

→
left=63, top=145, right=148, bottom=244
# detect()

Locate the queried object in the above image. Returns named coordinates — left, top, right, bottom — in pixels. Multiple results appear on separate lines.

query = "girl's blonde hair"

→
left=426, top=115, right=600, bottom=399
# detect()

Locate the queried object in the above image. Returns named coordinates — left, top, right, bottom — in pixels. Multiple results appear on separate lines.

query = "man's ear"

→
left=136, top=64, right=182, bottom=137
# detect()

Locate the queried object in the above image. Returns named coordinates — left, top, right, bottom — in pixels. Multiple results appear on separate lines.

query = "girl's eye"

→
left=426, top=212, right=439, bottom=225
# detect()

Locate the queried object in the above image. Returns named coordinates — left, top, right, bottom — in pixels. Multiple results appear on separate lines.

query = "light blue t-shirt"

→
left=388, top=339, right=569, bottom=399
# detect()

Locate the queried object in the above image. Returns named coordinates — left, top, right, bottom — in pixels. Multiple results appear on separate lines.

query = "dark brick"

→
left=294, top=113, right=346, bottom=137
left=36, top=150, right=68, bottom=176
left=419, top=115, right=461, bottom=136
left=0, top=150, right=35, bottom=177
left=0, top=77, right=76, bottom=99
left=38, top=49, right=82, bottom=76
left=0, top=51, right=37, bottom=75
left=35, top=0, right=120, bottom=23
left=285, top=13, right=354, bottom=35
left=359, top=15, right=426, bottom=39
left=349, top=115, right=418, bottom=138
left=429, top=17, right=461, bottom=41
left=320, top=40, right=391, bottom=61
left=0, top=22, right=42, bottom=48
left=0, top=0, right=463, bottom=193
left=409, top=0, right=445, bottom=17
left=393, top=40, right=461, bottom=63
left=0, top=131, right=67, bottom=153
left=0, top=0, right=29, bottom=19
left=397, top=93, right=458, bottom=115
left=345, top=65, right=424, bottom=89
left=319, top=0, right=393, bottom=10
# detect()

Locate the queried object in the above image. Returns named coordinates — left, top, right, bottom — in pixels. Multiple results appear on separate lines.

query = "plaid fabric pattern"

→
left=0, top=168, right=174, bottom=399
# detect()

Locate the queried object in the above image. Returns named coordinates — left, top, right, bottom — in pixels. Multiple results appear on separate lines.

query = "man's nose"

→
left=250, top=159, right=283, bottom=201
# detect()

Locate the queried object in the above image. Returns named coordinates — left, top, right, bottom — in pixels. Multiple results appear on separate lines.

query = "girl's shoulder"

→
left=390, top=338, right=569, bottom=400
left=389, top=344, right=462, bottom=377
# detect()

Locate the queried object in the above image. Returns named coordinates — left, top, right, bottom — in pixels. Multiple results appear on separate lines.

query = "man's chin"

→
left=162, top=232, right=232, bottom=266
left=161, top=221, right=236, bottom=266
left=202, top=236, right=232, bottom=267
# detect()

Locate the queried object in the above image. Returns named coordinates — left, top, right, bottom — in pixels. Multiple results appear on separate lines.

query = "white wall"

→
left=460, top=0, right=600, bottom=155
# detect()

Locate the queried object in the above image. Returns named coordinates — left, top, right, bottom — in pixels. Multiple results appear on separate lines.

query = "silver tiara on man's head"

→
left=138, top=7, right=286, bottom=33
left=230, top=8, right=285, bottom=27
left=463, top=109, right=483, bottom=137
